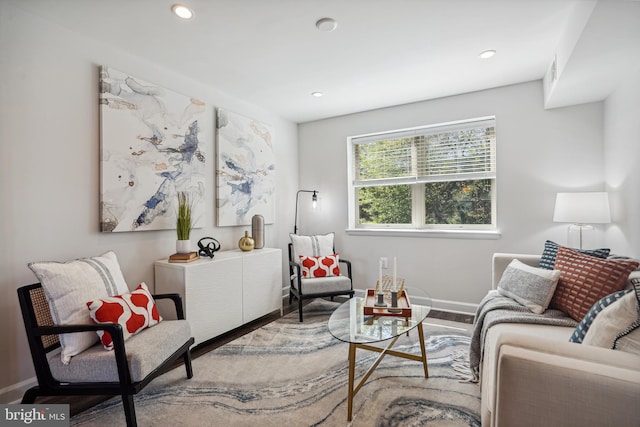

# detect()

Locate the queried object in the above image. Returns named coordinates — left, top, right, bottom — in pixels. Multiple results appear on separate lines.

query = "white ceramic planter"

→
left=176, top=240, right=191, bottom=254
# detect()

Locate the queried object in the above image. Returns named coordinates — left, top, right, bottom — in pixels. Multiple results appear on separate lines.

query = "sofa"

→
left=480, top=252, right=640, bottom=427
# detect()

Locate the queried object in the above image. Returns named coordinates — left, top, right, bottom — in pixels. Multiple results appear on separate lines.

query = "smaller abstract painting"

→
left=99, top=66, right=206, bottom=232
left=216, top=109, right=276, bottom=226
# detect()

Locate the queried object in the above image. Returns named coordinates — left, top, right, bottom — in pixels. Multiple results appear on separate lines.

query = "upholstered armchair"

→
left=288, top=233, right=355, bottom=321
left=19, top=251, right=194, bottom=427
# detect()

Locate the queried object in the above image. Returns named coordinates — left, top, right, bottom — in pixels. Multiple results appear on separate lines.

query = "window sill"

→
left=345, top=228, right=501, bottom=240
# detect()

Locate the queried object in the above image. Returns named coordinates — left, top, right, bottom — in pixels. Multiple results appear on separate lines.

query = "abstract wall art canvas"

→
left=99, top=66, right=206, bottom=232
left=216, top=109, right=276, bottom=226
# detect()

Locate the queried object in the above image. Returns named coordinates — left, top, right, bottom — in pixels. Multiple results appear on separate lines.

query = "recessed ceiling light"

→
left=311, top=92, right=323, bottom=97
left=172, top=4, right=194, bottom=20
left=316, top=18, right=337, bottom=32
left=479, top=50, right=496, bottom=59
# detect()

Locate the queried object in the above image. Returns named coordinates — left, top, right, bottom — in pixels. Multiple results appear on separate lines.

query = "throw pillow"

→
left=582, top=278, right=640, bottom=354
left=614, top=277, right=640, bottom=354
left=551, top=247, right=639, bottom=321
left=569, top=289, right=631, bottom=343
left=290, top=232, right=335, bottom=265
left=538, top=240, right=610, bottom=270
left=28, top=251, right=131, bottom=364
left=497, top=259, right=561, bottom=314
left=300, top=254, right=341, bottom=278
left=87, top=282, right=162, bottom=350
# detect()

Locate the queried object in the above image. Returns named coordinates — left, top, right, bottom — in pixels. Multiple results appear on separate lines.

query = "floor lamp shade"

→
left=553, top=192, right=611, bottom=249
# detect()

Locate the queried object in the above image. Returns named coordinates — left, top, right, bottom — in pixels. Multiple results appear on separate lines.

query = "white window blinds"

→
left=352, top=117, right=496, bottom=187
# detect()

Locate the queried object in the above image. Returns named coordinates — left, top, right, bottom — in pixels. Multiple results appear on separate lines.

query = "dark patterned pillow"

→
left=569, top=289, right=631, bottom=343
left=538, top=240, right=610, bottom=270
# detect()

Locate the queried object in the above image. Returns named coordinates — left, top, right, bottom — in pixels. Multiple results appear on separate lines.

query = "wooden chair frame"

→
left=17, top=283, right=194, bottom=427
left=288, top=243, right=355, bottom=322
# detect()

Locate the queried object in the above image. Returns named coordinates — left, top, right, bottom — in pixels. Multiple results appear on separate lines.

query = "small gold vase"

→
left=238, top=231, right=254, bottom=251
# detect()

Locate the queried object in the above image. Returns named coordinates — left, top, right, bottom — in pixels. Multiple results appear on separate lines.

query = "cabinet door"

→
left=242, top=249, right=282, bottom=323
left=187, top=257, right=243, bottom=345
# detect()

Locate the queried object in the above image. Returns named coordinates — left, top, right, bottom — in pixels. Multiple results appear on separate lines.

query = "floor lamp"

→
left=294, top=190, right=318, bottom=234
left=553, top=192, right=611, bottom=249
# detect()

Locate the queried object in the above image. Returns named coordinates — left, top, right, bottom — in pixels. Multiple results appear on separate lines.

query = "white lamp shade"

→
left=553, top=192, right=611, bottom=224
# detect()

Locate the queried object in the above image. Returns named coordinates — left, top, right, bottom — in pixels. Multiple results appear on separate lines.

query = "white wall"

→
left=0, top=3, right=298, bottom=401
left=604, top=68, right=640, bottom=258
left=298, top=81, right=605, bottom=313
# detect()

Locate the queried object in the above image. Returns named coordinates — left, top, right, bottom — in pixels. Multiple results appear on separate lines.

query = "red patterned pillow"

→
left=299, top=254, right=341, bottom=278
left=551, top=247, right=639, bottom=321
left=87, top=282, right=162, bottom=350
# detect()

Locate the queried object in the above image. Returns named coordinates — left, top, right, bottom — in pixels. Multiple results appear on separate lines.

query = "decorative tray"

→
left=363, top=288, right=412, bottom=317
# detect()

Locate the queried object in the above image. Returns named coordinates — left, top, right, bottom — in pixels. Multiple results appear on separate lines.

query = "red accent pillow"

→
left=299, top=254, right=341, bottom=278
left=551, top=247, right=639, bottom=321
left=87, top=282, right=162, bottom=350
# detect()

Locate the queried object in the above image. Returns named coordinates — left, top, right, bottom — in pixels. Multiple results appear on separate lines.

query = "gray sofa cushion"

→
left=47, top=319, right=191, bottom=383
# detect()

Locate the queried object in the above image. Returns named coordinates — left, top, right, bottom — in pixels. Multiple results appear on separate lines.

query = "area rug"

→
left=71, top=299, right=480, bottom=426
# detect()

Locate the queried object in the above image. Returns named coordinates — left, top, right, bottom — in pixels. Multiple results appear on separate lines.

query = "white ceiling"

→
left=10, top=0, right=640, bottom=123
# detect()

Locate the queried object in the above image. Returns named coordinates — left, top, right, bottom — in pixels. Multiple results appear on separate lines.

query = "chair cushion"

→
left=87, top=283, right=162, bottom=350
left=47, top=319, right=191, bottom=383
left=28, top=251, right=131, bottom=364
left=300, top=275, right=352, bottom=294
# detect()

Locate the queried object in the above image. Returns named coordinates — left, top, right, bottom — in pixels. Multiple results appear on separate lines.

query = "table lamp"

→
left=553, top=192, right=611, bottom=249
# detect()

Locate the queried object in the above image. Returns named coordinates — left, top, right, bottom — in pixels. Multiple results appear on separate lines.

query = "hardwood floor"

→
left=34, top=296, right=474, bottom=416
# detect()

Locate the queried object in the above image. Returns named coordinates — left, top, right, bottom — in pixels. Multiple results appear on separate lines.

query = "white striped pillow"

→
left=290, top=233, right=335, bottom=265
left=28, top=251, right=130, bottom=364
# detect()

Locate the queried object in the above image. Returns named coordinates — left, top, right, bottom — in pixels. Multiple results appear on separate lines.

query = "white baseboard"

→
left=0, top=377, right=36, bottom=404
left=429, top=298, right=477, bottom=316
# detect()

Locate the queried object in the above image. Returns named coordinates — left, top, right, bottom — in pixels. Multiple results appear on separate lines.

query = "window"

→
left=347, top=116, right=496, bottom=232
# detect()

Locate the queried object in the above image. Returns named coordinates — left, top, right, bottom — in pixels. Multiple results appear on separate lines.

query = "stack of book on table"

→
left=168, top=252, right=199, bottom=263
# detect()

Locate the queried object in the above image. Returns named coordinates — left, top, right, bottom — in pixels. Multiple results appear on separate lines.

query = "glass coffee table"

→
left=328, top=289, right=432, bottom=421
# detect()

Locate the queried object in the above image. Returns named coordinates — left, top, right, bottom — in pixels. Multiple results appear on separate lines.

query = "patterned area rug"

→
left=71, top=299, right=480, bottom=426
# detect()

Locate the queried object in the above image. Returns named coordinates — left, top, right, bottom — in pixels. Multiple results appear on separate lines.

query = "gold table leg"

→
left=346, top=322, right=429, bottom=421
left=348, top=343, right=356, bottom=421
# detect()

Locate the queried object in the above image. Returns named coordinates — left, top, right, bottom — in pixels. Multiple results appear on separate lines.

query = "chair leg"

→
left=298, top=296, right=304, bottom=322
left=21, top=387, right=39, bottom=404
left=183, top=349, right=194, bottom=379
left=122, top=394, right=137, bottom=427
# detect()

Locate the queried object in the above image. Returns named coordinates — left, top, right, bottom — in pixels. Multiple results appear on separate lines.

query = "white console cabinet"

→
left=154, top=248, right=282, bottom=345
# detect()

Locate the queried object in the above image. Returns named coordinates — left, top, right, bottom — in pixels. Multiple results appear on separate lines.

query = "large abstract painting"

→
left=216, top=109, right=275, bottom=226
left=99, top=66, right=206, bottom=232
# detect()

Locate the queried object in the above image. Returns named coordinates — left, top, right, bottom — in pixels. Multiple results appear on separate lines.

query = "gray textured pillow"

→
left=497, top=259, right=561, bottom=314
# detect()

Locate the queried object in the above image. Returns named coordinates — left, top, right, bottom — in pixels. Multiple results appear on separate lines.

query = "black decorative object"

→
left=197, top=237, right=221, bottom=258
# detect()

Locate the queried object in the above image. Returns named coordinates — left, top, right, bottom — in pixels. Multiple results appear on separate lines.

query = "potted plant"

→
left=176, top=191, right=193, bottom=253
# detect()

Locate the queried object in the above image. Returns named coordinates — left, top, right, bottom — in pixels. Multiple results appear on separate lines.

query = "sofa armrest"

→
left=494, top=333, right=640, bottom=427
left=492, top=253, right=541, bottom=289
